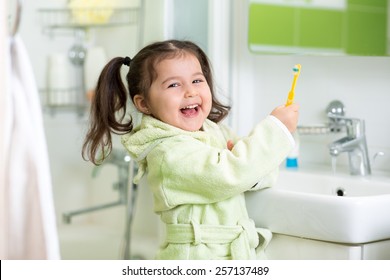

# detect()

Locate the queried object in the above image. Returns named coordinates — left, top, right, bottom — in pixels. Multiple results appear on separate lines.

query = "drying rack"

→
left=38, top=5, right=144, bottom=116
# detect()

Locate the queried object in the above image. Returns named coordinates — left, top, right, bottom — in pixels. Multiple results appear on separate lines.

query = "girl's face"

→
left=137, top=53, right=212, bottom=131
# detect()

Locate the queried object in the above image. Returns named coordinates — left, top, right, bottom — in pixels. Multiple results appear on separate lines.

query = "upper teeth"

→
left=182, top=104, right=198, bottom=109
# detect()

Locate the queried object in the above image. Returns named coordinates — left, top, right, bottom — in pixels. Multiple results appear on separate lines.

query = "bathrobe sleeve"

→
left=218, top=121, right=281, bottom=191
left=146, top=116, right=293, bottom=210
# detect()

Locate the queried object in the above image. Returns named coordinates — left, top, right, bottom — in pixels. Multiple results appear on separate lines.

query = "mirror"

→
left=248, top=0, right=389, bottom=56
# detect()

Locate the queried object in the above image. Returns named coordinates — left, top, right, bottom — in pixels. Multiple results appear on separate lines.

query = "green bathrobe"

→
left=122, top=115, right=293, bottom=260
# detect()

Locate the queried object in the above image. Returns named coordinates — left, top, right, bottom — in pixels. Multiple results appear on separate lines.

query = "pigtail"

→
left=82, top=57, right=133, bottom=165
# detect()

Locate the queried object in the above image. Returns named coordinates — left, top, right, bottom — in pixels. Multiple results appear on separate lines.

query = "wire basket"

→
left=38, top=7, right=139, bottom=29
left=39, top=87, right=88, bottom=116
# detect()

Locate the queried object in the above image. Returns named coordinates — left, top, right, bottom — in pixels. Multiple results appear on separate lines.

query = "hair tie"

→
left=123, top=56, right=132, bottom=66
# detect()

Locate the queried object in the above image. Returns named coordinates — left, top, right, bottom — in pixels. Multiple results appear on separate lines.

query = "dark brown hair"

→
left=82, top=40, right=231, bottom=165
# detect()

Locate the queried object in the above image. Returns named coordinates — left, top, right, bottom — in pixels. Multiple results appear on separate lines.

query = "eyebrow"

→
left=161, top=72, right=205, bottom=85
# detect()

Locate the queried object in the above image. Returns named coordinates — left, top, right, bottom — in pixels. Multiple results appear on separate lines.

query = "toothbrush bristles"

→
left=292, top=64, right=301, bottom=75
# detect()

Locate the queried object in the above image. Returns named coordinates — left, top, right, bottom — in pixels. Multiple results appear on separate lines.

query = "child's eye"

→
left=193, top=79, right=203, bottom=84
left=168, top=83, right=179, bottom=88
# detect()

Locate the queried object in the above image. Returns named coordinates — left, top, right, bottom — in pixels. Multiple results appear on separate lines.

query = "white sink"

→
left=245, top=166, right=390, bottom=244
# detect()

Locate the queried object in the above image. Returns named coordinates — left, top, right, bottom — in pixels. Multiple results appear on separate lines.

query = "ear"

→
left=133, top=94, right=151, bottom=115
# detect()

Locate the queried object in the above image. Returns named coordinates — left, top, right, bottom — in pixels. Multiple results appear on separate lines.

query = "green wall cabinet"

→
left=346, top=1, right=387, bottom=55
left=248, top=0, right=388, bottom=56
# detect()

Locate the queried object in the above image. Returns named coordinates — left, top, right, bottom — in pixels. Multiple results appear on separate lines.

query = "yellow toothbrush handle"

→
left=286, top=69, right=300, bottom=106
left=286, top=90, right=294, bottom=106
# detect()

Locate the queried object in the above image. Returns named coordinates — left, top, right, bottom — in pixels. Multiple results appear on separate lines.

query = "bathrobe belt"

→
left=165, top=219, right=270, bottom=259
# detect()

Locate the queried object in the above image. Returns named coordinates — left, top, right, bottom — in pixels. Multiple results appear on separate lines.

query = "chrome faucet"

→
left=297, top=100, right=371, bottom=176
left=327, top=113, right=371, bottom=176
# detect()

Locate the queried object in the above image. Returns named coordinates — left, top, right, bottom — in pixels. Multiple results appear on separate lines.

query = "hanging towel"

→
left=1, top=35, right=60, bottom=259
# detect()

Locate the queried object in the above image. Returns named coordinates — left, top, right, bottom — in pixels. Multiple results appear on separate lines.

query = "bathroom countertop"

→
left=281, top=163, right=390, bottom=182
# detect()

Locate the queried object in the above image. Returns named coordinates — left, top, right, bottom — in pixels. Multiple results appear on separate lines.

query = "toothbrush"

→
left=285, top=64, right=301, bottom=106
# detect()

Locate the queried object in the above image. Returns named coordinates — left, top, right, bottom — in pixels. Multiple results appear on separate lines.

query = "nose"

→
left=185, top=85, right=198, bottom=98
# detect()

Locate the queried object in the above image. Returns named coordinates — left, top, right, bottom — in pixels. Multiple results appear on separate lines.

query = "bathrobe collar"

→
left=121, top=115, right=223, bottom=183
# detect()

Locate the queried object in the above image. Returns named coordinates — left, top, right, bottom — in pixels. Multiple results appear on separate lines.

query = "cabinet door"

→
left=346, top=0, right=387, bottom=56
left=248, top=4, right=296, bottom=48
left=299, top=8, right=343, bottom=50
left=266, top=234, right=362, bottom=260
left=248, top=3, right=345, bottom=54
left=363, top=240, right=390, bottom=260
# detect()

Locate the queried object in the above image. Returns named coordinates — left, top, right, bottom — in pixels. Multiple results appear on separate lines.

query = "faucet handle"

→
left=326, top=100, right=345, bottom=117
left=325, top=100, right=366, bottom=124
left=327, top=113, right=365, bottom=137
left=327, top=113, right=361, bottom=122
left=372, top=151, right=385, bottom=166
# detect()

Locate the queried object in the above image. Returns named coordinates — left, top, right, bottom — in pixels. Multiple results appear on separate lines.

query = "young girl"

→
left=82, top=40, right=299, bottom=260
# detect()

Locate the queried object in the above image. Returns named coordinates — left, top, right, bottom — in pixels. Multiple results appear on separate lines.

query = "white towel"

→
left=1, top=35, right=60, bottom=259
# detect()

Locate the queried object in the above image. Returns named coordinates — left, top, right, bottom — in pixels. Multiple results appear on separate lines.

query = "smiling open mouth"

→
left=180, top=104, right=199, bottom=116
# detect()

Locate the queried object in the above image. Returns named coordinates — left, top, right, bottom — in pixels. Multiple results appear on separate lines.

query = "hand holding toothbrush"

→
left=270, top=64, right=301, bottom=132
left=271, top=103, right=299, bottom=133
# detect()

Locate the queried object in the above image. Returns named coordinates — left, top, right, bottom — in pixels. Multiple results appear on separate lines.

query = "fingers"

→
left=288, top=103, right=299, bottom=111
left=270, top=103, right=300, bottom=133
left=227, top=140, right=234, bottom=151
